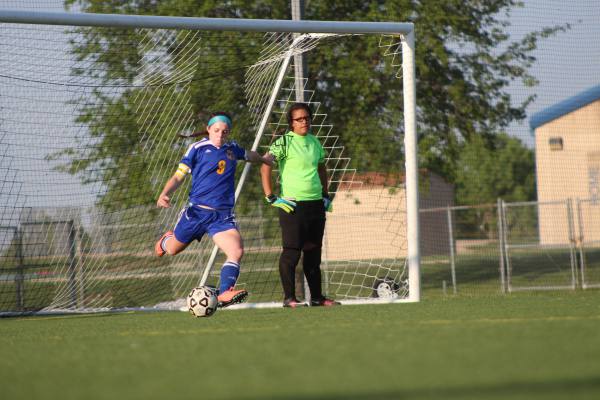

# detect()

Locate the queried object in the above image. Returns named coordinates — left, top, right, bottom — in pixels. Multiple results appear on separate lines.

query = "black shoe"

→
left=283, top=298, right=308, bottom=308
left=310, top=297, right=341, bottom=307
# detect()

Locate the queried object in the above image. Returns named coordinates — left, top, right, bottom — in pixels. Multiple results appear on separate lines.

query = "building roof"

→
left=336, top=170, right=441, bottom=191
left=529, top=84, right=600, bottom=132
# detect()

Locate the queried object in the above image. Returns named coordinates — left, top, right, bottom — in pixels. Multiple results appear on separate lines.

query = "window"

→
left=549, top=137, right=563, bottom=151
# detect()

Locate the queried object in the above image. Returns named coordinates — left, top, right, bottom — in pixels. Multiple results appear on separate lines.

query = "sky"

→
left=0, top=0, right=599, bottom=210
left=502, top=1, right=600, bottom=146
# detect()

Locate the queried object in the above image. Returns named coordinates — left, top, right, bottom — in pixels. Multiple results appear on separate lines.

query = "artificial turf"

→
left=1, top=291, right=599, bottom=400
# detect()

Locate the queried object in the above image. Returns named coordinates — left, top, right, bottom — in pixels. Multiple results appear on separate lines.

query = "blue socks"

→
left=219, top=261, right=240, bottom=294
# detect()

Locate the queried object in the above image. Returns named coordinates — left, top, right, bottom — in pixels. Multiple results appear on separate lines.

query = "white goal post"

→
left=0, top=9, right=419, bottom=313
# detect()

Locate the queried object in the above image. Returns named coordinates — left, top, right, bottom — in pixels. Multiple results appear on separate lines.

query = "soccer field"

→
left=1, top=292, right=600, bottom=400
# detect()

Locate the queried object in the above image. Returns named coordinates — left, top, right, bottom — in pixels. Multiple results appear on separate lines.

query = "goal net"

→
left=0, top=10, right=418, bottom=314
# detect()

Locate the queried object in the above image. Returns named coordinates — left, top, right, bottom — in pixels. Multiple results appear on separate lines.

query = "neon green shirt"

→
left=269, top=131, right=325, bottom=201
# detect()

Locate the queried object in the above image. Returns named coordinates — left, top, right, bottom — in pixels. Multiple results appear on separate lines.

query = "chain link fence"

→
left=421, top=198, right=600, bottom=296
left=574, top=199, right=600, bottom=289
left=3, top=198, right=600, bottom=311
left=501, top=199, right=577, bottom=292
left=420, top=204, right=503, bottom=297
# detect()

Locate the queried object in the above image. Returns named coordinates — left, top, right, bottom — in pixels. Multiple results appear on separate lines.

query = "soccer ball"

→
left=187, top=286, right=218, bottom=318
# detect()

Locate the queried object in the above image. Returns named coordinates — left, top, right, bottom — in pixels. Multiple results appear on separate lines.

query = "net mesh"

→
left=0, top=16, right=409, bottom=313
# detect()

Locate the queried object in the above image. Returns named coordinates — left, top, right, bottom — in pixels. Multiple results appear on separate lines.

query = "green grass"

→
left=1, top=291, right=600, bottom=400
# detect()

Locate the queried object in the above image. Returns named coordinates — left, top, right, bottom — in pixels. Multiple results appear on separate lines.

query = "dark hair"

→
left=287, top=103, right=313, bottom=128
left=185, top=111, right=232, bottom=138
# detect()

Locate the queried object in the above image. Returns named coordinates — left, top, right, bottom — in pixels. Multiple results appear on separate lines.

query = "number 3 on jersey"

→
left=216, top=159, right=226, bottom=174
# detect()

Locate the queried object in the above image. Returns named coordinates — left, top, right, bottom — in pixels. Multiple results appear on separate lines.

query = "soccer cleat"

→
left=154, top=230, right=173, bottom=257
left=310, top=297, right=341, bottom=307
left=283, top=298, right=308, bottom=308
left=217, top=288, right=248, bottom=308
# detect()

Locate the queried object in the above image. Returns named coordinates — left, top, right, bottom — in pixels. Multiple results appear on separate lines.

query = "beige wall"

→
left=324, top=173, right=454, bottom=261
left=535, top=100, right=600, bottom=244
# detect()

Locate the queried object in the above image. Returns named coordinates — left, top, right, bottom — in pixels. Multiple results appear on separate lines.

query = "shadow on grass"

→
left=243, top=375, right=600, bottom=400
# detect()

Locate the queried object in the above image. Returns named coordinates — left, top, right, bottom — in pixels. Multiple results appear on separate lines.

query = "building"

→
left=530, top=84, right=600, bottom=244
left=323, top=171, right=454, bottom=261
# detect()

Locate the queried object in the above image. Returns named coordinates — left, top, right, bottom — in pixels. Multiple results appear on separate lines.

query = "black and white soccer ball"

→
left=187, top=286, right=218, bottom=318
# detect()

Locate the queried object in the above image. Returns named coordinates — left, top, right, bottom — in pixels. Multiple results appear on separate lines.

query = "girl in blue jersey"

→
left=155, top=112, right=272, bottom=308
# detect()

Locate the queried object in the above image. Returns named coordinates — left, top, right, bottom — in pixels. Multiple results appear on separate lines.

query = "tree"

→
left=58, top=0, right=567, bottom=210
left=456, top=133, right=535, bottom=205
left=454, top=133, right=536, bottom=237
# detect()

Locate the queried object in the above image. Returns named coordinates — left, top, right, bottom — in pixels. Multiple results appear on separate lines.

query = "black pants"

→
left=278, top=200, right=326, bottom=301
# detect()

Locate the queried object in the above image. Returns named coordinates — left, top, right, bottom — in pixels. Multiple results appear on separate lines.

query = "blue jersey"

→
left=180, top=138, right=247, bottom=209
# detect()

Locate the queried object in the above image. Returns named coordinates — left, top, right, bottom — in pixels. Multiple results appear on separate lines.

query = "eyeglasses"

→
left=292, top=116, right=311, bottom=123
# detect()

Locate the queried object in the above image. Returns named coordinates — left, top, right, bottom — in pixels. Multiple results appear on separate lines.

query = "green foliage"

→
left=454, top=133, right=536, bottom=236
left=58, top=0, right=568, bottom=210
left=456, top=133, right=535, bottom=205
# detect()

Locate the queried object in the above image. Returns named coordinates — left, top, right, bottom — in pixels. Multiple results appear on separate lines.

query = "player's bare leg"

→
left=212, top=229, right=248, bottom=307
left=212, top=228, right=244, bottom=263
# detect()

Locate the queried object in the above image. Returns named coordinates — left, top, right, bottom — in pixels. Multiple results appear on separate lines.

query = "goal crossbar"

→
left=0, top=9, right=413, bottom=35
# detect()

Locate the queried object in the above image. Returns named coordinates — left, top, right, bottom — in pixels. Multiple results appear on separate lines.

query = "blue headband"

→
left=207, top=115, right=232, bottom=128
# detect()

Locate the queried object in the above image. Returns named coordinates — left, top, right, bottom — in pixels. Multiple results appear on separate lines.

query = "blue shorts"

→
left=173, top=205, right=238, bottom=244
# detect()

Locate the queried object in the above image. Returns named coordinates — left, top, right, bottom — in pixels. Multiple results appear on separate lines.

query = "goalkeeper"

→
left=154, top=112, right=272, bottom=308
left=260, top=102, right=340, bottom=308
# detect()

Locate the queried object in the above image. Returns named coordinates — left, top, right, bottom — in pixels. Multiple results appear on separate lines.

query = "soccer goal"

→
left=0, top=9, right=419, bottom=314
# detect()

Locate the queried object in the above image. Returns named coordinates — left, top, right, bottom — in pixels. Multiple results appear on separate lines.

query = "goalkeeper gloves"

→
left=265, top=194, right=296, bottom=213
left=323, top=194, right=333, bottom=212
